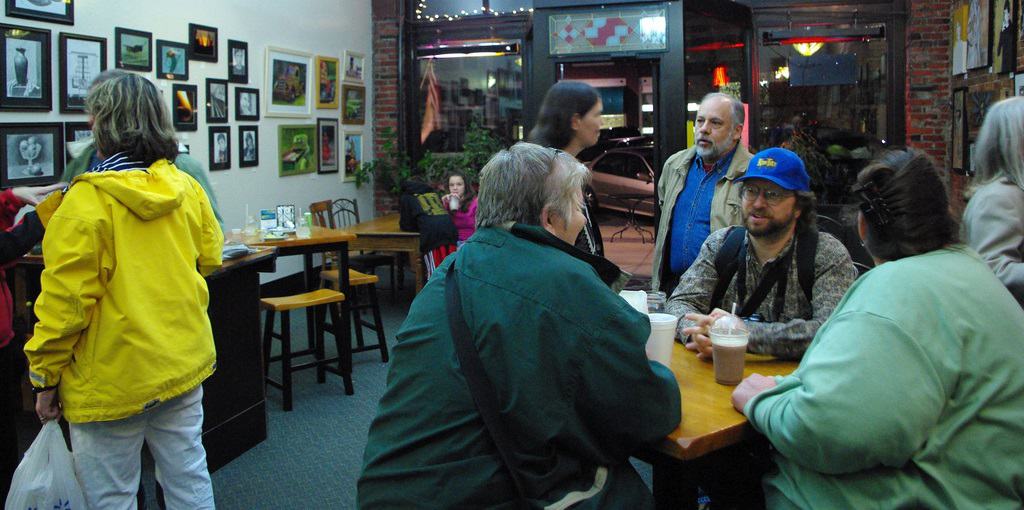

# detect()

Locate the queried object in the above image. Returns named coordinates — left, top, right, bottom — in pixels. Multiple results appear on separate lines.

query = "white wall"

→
left=2, top=0, right=375, bottom=280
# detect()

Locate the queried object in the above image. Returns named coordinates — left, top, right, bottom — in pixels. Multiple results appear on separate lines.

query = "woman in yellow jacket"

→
left=25, top=73, right=223, bottom=509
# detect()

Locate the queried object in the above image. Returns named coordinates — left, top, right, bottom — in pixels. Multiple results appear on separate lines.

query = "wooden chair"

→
left=261, top=288, right=353, bottom=411
left=332, top=198, right=403, bottom=298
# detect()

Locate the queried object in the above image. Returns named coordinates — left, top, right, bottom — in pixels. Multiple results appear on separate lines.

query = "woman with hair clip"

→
left=962, top=96, right=1024, bottom=307
left=528, top=81, right=605, bottom=256
left=730, top=149, right=1024, bottom=509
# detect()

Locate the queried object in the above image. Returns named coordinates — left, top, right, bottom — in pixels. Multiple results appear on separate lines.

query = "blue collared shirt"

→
left=668, top=149, right=736, bottom=275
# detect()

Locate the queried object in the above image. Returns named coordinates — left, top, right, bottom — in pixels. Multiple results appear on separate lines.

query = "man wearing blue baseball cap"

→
left=661, top=147, right=857, bottom=507
left=666, top=147, right=857, bottom=361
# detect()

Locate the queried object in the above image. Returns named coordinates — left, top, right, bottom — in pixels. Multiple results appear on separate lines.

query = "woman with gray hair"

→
left=25, top=72, right=222, bottom=508
left=963, top=96, right=1024, bottom=307
left=359, top=142, right=680, bottom=509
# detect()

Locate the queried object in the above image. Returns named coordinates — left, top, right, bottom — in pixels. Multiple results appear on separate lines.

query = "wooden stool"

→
left=261, top=289, right=353, bottom=411
left=321, top=268, right=389, bottom=363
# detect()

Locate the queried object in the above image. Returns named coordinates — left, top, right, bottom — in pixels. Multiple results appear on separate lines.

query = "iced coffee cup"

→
left=646, top=313, right=679, bottom=367
left=449, top=194, right=461, bottom=211
left=709, top=315, right=749, bottom=385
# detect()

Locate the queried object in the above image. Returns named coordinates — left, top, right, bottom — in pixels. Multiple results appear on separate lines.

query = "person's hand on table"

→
left=35, top=388, right=62, bottom=423
left=731, top=374, right=777, bottom=415
left=12, top=183, right=67, bottom=206
left=683, top=308, right=732, bottom=361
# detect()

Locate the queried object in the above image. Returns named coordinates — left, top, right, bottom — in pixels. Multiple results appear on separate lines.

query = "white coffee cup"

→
left=646, top=313, right=679, bottom=367
left=449, top=195, right=460, bottom=211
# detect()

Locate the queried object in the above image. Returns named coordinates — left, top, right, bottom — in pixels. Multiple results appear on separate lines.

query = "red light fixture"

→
left=712, top=65, right=729, bottom=87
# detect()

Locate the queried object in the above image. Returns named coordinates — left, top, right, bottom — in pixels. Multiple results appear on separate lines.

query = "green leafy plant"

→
left=353, top=127, right=411, bottom=194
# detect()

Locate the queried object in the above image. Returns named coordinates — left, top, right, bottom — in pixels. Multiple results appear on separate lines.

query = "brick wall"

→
left=372, top=0, right=402, bottom=215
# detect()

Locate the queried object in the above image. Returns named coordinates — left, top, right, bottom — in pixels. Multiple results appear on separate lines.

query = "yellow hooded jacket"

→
left=24, top=159, right=224, bottom=423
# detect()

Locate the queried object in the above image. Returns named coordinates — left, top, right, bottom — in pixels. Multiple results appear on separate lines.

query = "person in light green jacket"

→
left=732, top=149, right=1024, bottom=509
left=359, top=143, right=680, bottom=509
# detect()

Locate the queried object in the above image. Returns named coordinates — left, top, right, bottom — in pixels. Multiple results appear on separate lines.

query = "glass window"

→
left=684, top=9, right=747, bottom=147
left=593, top=153, right=634, bottom=178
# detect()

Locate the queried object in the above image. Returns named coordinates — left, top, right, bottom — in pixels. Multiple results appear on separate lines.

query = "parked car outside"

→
left=586, top=145, right=656, bottom=217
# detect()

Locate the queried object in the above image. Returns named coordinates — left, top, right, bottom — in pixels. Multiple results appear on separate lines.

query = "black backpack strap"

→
left=710, top=226, right=746, bottom=312
left=795, top=227, right=818, bottom=305
left=445, top=264, right=530, bottom=507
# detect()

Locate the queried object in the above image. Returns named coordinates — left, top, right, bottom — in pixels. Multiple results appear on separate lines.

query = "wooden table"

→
left=642, top=342, right=798, bottom=509
left=341, top=213, right=424, bottom=293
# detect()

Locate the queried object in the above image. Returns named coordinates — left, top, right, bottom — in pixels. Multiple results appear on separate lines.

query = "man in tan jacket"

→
left=652, top=93, right=751, bottom=292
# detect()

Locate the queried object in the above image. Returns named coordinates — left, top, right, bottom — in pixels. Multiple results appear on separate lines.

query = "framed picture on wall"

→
left=317, top=118, right=339, bottom=173
left=0, top=122, right=63, bottom=187
left=952, top=87, right=967, bottom=174
left=993, top=0, right=1016, bottom=73
left=155, top=39, right=189, bottom=81
left=341, top=84, right=365, bottom=125
left=64, top=121, right=91, bottom=163
left=265, top=46, right=312, bottom=118
left=343, top=49, right=364, bottom=83
left=343, top=131, right=362, bottom=182
left=5, top=0, right=73, bottom=25
left=209, top=126, right=230, bottom=171
left=206, top=78, right=228, bottom=123
left=315, top=55, right=339, bottom=109
left=115, top=27, right=152, bottom=71
left=228, top=39, right=248, bottom=84
left=59, top=33, right=105, bottom=113
left=171, top=83, right=198, bottom=132
left=1016, top=72, right=1024, bottom=95
left=235, top=87, right=259, bottom=121
left=966, top=0, right=991, bottom=69
left=1, top=23, right=52, bottom=111
left=277, top=124, right=317, bottom=176
left=238, top=125, right=258, bottom=168
left=189, top=23, right=218, bottom=63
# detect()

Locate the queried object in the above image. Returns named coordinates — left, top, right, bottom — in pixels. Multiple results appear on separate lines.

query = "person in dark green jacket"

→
left=358, top=143, right=681, bottom=509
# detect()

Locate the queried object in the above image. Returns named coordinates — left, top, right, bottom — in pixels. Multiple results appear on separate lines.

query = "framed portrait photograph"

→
left=315, top=55, right=339, bottom=109
left=64, top=121, right=91, bottom=163
left=0, top=122, right=63, bottom=187
left=238, top=125, right=258, bottom=168
left=205, top=78, right=228, bottom=123
left=59, top=33, right=105, bottom=113
left=115, top=27, right=152, bottom=71
left=343, top=131, right=362, bottom=182
left=189, top=23, right=218, bottom=63
left=952, top=88, right=967, bottom=174
left=171, top=83, right=198, bottom=132
left=6, top=0, right=73, bottom=25
left=228, top=39, right=248, bottom=84
left=317, top=118, right=339, bottom=174
left=208, top=126, right=230, bottom=171
left=993, top=0, right=1016, bottom=73
left=343, top=49, right=364, bottom=83
left=1, top=23, right=51, bottom=110
left=235, top=87, right=259, bottom=121
left=155, top=39, right=188, bottom=81
left=341, top=83, right=366, bottom=125
left=265, top=46, right=312, bottom=118
left=277, top=124, right=317, bottom=176
left=276, top=204, right=296, bottom=229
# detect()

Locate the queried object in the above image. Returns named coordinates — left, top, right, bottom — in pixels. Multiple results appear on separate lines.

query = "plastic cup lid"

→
left=710, top=314, right=748, bottom=335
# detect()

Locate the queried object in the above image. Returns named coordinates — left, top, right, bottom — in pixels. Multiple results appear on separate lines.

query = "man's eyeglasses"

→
left=740, top=185, right=794, bottom=205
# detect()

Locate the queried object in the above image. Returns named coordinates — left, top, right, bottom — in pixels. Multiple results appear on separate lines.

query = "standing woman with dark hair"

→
left=962, top=96, right=1024, bottom=307
left=25, top=73, right=223, bottom=509
left=731, top=149, right=1024, bottom=509
left=529, top=81, right=605, bottom=256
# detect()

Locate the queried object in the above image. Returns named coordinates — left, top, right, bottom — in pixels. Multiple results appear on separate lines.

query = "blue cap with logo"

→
left=736, top=147, right=810, bottom=192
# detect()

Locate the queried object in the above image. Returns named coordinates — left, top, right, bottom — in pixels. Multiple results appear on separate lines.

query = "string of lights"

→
left=414, top=1, right=533, bottom=22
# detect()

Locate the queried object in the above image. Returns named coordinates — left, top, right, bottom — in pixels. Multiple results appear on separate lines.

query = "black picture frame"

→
left=5, top=0, right=73, bottom=25
left=227, top=39, right=248, bottom=84
left=59, top=33, right=106, bottom=113
left=238, top=125, right=258, bottom=168
left=63, top=121, right=91, bottom=163
left=208, top=126, right=231, bottom=171
left=155, top=39, right=189, bottom=81
left=235, top=87, right=259, bottom=121
left=205, top=78, right=228, bottom=123
left=189, top=23, right=218, bottom=63
left=171, top=83, right=198, bottom=132
left=114, top=27, right=152, bottom=71
left=1, top=23, right=52, bottom=111
left=0, top=122, right=63, bottom=187
left=317, top=118, right=340, bottom=173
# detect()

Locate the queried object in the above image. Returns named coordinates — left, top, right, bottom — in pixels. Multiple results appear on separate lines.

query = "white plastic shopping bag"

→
left=4, top=421, right=85, bottom=510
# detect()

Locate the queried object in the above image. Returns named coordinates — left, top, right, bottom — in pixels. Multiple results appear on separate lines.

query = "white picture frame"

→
left=1016, top=73, right=1024, bottom=96
left=264, top=46, right=312, bottom=118
left=343, top=49, right=364, bottom=84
